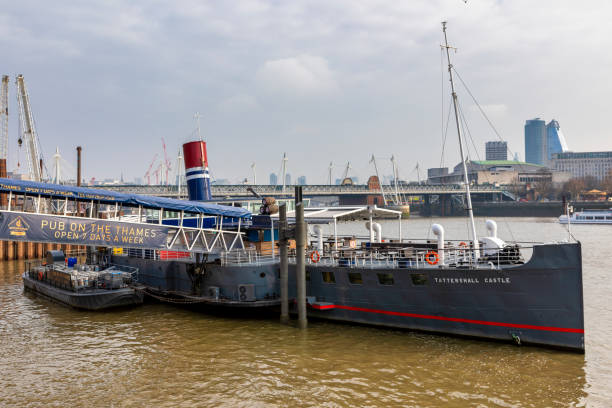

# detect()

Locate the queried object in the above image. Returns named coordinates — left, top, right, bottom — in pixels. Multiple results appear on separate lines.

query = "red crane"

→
left=161, top=137, right=172, bottom=185
left=154, top=162, right=163, bottom=185
left=144, top=153, right=158, bottom=185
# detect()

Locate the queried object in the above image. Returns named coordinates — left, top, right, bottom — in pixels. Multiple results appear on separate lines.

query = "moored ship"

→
left=261, top=22, right=584, bottom=351
left=23, top=250, right=144, bottom=310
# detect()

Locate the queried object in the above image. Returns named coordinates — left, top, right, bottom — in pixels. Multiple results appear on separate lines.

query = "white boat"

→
left=559, top=209, right=612, bottom=224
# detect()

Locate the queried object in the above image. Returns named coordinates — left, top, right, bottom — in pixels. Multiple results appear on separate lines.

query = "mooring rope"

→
left=133, top=286, right=212, bottom=304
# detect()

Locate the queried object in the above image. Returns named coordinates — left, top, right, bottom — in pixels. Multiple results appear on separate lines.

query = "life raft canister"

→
left=425, top=250, right=439, bottom=265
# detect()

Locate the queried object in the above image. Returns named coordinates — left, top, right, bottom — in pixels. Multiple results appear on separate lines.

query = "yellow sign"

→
left=112, top=247, right=123, bottom=255
left=8, top=216, right=30, bottom=236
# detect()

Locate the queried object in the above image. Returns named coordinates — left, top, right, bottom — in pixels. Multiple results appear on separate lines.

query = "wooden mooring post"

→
left=295, top=186, right=307, bottom=329
left=279, top=204, right=289, bottom=324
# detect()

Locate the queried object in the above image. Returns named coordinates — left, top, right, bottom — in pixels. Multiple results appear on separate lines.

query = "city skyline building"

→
left=546, top=119, right=569, bottom=162
left=297, top=175, right=307, bottom=185
left=485, top=141, right=508, bottom=161
left=269, top=173, right=277, bottom=185
left=551, top=151, right=612, bottom=181
left=525, top=118, right=547, bottom=166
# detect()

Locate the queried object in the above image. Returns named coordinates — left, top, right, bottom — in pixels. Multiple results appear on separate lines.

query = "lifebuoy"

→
left=458, top=241, right=468, bottom=248
left=310, top=250, right=320, bottom=263
left=425, top=250, right=439, bottom=265
left=37, top=271, right=43, bottom=281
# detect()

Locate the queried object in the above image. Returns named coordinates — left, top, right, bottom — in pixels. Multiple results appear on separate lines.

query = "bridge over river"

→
left=102, top=184, right=516, bottom=216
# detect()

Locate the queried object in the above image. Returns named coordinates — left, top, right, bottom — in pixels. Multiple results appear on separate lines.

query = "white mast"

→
left=251, top=162, right=256, bottom=185
left=442, top=21, right=479, bottom=259
left=176, top=148, right=184, bottom=197
left=328, top=161, right=333, bottom=185
left=391, top=155, right=400, bottom=205
left=194, top=112, right=202, bottom=140
left=53, top=147, right=61, bottom=183
left=280, top=152, right=288, bottom=193
left=342, top=161, right=351, bottom=181
left=370, top=155, right=388, bottom=205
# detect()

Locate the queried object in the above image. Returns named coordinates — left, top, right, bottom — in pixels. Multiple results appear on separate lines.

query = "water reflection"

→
left=0, top=216, right=602, bottom=407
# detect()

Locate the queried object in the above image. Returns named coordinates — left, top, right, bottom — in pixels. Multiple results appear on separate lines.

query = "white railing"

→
left=220, top=249, right=279, bottom=266
left=0, top=195, right=247, bottom=254
left=302, top=244, right=528, bottom=270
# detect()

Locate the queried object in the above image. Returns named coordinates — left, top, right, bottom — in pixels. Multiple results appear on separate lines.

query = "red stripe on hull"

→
left=309, top=304, right=583, bottom=333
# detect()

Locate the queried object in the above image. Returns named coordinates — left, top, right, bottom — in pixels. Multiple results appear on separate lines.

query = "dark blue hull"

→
left=112, top=242, right=584, bottom=351
left=111, top=256, right=280, bottom=307
left=23, top=273, right=144, bottom=310
left=289, top=242, right=584, bottom=351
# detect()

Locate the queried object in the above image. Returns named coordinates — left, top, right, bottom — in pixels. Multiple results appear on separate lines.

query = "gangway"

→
left=0, top=178, right=251, bottom=254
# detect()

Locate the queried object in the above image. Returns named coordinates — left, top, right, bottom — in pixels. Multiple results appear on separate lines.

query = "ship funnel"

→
left=183, top=140, right=212, bottom=201
left=365, top=221, right=382, bottom=243
left=431, top=224, right=445, bottom=265
left=485, top=220, right=497, bottom=238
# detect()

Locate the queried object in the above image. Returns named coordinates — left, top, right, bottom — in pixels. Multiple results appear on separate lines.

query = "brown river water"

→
left=0, top=217, right=610, bottom=407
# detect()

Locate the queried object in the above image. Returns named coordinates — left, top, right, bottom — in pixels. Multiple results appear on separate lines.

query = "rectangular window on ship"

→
left=322, top=271, right=335, bottom=284
left=377, top=273, right=394, bottom=285
left=348, top=272, right=363, bottom=285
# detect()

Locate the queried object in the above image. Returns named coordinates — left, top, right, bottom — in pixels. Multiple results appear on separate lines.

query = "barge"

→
left=23, top=250, right=143, bottom=310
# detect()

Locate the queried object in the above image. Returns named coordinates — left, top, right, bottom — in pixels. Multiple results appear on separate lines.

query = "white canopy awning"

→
left=271, top=205, right=401, bottom=224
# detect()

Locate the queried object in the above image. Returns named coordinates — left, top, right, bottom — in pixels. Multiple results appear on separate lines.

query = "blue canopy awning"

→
left=0, top=178, right=251, bottom=219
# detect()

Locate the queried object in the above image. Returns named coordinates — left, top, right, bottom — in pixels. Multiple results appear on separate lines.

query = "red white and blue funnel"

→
left=183, top=140, right=212, bottom=201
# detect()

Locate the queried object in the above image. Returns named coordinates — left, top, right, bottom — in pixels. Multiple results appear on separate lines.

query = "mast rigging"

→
left=442, top=21, right=479, bottom=258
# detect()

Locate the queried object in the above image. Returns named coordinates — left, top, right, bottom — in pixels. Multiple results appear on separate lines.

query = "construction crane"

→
left=0, top=75, right=8, bottom=178
left=144, top=153, right=158, bottom=185
left=16, top=75, right=45, bottom=182
left=154, top=162, right=163, bottom=185
left=161, top=137, right=172, bottom=185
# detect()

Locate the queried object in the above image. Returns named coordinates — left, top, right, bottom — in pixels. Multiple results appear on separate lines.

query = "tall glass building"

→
left=546, top=119, right=568, bottom=162
left=524, top=118, right=547, bottom=165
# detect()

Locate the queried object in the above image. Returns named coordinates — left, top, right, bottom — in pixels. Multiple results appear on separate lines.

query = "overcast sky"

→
left=2, top=0, right=611, bottom=184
